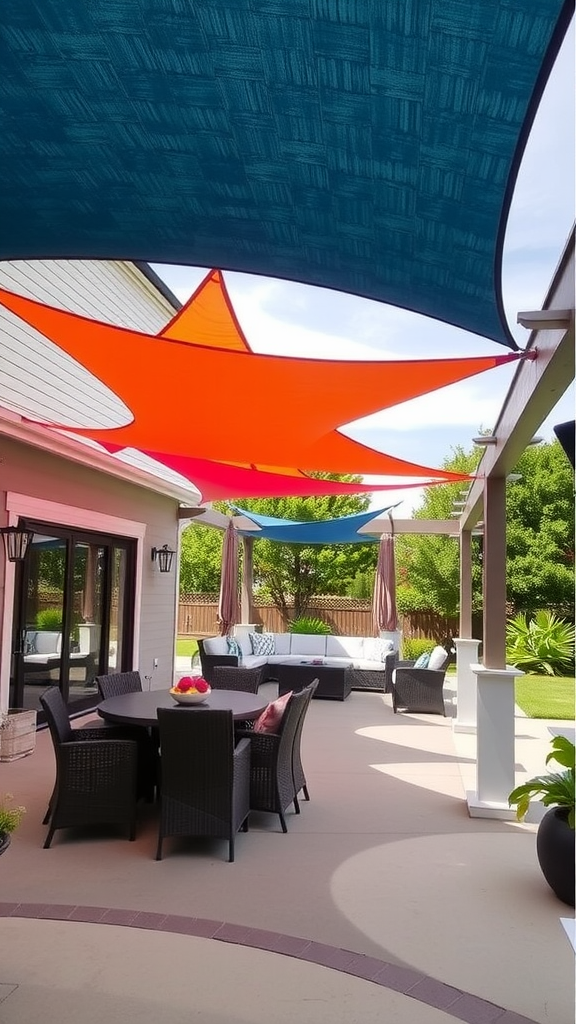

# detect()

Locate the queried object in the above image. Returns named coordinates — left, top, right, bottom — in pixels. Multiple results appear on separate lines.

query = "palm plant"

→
left=506, top=610, right=575, bottom=676
left=288, top=616, right=332, bottom=635
left=509, top=735, right=575, bottom=827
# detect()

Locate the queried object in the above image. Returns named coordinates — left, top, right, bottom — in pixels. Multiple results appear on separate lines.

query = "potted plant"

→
left=508, top=735, right=575, bottom=907
left=0, top=794, right=26, bottom=856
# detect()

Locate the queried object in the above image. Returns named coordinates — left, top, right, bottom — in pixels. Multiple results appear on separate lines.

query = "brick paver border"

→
left=0, top=903, right=537, bottom=1024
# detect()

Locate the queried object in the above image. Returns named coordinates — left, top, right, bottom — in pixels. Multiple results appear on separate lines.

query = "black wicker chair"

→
left=236, top=687, right=309, bottom=833
left=197, top=637, right=238, bottom=683
left=39, top=687, right=138, bottom=848
left=95, top=671, right=158, bottom=801
left=291, top=679, right=318, bottom=809
left=96, top=671, right=143, bottom=698
left=391, top=666, right=447, bottom=715
left=155, top=708, right=251, bottom=863
left=210, top=665, right=261, bottom=693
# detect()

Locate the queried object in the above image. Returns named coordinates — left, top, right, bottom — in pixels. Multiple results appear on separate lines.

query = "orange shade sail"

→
left=0, top=283, right=522, bottom=478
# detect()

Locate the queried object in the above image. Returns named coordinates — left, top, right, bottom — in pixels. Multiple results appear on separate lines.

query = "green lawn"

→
left=514, top=675, right=575, bottom=719
left=176, top=638, right=199, bottom=658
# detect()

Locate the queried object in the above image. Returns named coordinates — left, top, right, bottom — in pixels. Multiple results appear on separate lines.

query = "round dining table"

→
left=98, top=688, right=268, bottom=728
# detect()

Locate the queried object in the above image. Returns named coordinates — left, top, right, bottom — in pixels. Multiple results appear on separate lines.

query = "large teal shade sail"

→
left=0, top=1, right=572, bottom=347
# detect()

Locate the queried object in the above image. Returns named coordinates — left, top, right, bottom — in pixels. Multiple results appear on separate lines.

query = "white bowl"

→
left=170, top=688, right=211, bottom=705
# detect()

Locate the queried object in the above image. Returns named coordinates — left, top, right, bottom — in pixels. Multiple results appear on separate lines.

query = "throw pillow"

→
left=226, top=636, right=242, bottom=660
left=253, top=691, right=292, bottom=734
left=249, top=632, right=275, bottom=656
left=428, top=645, right=449, bottom=671
left=413, top=652, right=431, bottom=669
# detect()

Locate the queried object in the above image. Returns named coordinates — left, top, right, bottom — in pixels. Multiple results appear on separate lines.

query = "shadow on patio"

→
left=0, top=683, right=573, bottom=1024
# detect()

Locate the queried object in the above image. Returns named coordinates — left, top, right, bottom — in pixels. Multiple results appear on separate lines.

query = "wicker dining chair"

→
left=155, top=707, right=251, bottom=863
left=235, top=687, right=309, bottom=833
left=291, top=679, right=318, bottom=809
left=95, top=670, right=158, bottom=801
left=39, top=687, right=138, bottom=849
left=96, top=671, right=143, bottom=699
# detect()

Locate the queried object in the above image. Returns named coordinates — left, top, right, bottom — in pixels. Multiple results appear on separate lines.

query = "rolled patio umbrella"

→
left=217, top=520, right=240, bottom=636
left=372, top=531, right=398, bottom=635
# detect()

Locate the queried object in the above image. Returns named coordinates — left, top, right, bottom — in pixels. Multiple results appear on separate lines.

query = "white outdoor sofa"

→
left=198, top=632, right=397, bottom=692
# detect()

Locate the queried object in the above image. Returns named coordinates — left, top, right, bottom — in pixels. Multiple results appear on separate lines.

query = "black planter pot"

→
left=0, top=832, right=10, bottom=857
left=536, top=807, right=575, bottom=907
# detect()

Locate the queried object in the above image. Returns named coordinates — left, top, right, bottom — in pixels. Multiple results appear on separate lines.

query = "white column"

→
left=453, top=637, right=480, bottom=733
left=467, top=664, right=523, bottom=819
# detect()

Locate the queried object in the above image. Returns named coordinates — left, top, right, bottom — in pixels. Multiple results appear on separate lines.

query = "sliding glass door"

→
left=9, top=523, right=136, bottom=720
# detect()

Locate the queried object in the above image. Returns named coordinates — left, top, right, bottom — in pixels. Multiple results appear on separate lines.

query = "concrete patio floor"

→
left=0, top=679, right=574, bottom=1024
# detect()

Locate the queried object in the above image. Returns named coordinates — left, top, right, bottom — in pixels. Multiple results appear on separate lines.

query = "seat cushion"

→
left=253, top=690, right=292, bottom=733
left=241, top=654, right=268, bottom=669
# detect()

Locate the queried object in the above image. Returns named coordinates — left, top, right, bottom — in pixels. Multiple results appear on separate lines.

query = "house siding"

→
left=0, top=260, right=188, bottom=707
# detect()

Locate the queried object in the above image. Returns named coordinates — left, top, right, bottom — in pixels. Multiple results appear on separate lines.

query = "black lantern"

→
left=151, top=544, right=176, bottom=573
left=0, top=525, right=34, bottom=562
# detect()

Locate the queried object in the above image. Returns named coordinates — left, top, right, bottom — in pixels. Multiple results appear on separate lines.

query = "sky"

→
left=152, top=23, right=575, bottom=517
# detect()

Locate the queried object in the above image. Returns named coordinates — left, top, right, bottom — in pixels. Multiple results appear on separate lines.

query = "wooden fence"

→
left=177, top=594, right=465, bottom=641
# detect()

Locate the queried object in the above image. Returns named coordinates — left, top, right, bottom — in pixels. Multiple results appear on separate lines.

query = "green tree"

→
left=396, top=446, right=481, bottom=615
left=219, top=476, right=379, bottom=621
left=396, top=440, right=574, bottom=617
left=505, top=442, right=574, bottom=613
left=179, top=523, right=223, bottom=593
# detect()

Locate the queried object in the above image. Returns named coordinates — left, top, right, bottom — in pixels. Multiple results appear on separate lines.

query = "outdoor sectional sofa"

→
left=198, top=632, right=397, bottom=695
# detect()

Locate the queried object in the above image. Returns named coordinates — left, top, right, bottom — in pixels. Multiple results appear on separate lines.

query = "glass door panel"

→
left=19, top=533, right=66, bottom=714
left=106, top=546, right=128, bottom=673
left=67, top=541, right=105, bottom=710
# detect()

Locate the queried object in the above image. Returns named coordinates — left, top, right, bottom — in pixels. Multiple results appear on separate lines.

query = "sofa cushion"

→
left=249, top=632, right=275, bottom=656
left=241, top=654, right=269, bottom=669
left=428, top=646, right=448, bottom=671
left=363, top=637, right=394, bottom=662
left=226, top=637, right=242, bottom=659
left=353, top=658, right=386, bottom=671
left=253, top=690, right=292, bottom=734
left=33, top=631, right=62, bottom=656
left=291, top=634, right=327, bottom=657
left=272, top=633, right=291, bottom=656
left=203, top=636, right=229, bottom=657
left=266, top=654, right=307, bottom=666
left=326, top=636, right=363, bottom=659
left=236, top=633, right=254, bottom=657
left=414, top=652, right=431, bottom=669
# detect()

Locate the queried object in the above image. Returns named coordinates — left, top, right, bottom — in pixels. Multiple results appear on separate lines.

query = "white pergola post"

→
left=468, top=663, right=523, bottom=817
left=467, top=477, right=517, bottom=818
left=453, top=637, right=480, bottom=733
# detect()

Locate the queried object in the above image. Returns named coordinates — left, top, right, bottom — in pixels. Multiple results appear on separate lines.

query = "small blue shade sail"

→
left=232, top=506, right=397, bottom=545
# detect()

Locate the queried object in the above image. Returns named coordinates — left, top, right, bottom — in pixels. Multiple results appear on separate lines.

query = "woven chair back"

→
left=40, top=686, right=74, bottom=747
left=96, top=671, right=143, bottom=700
